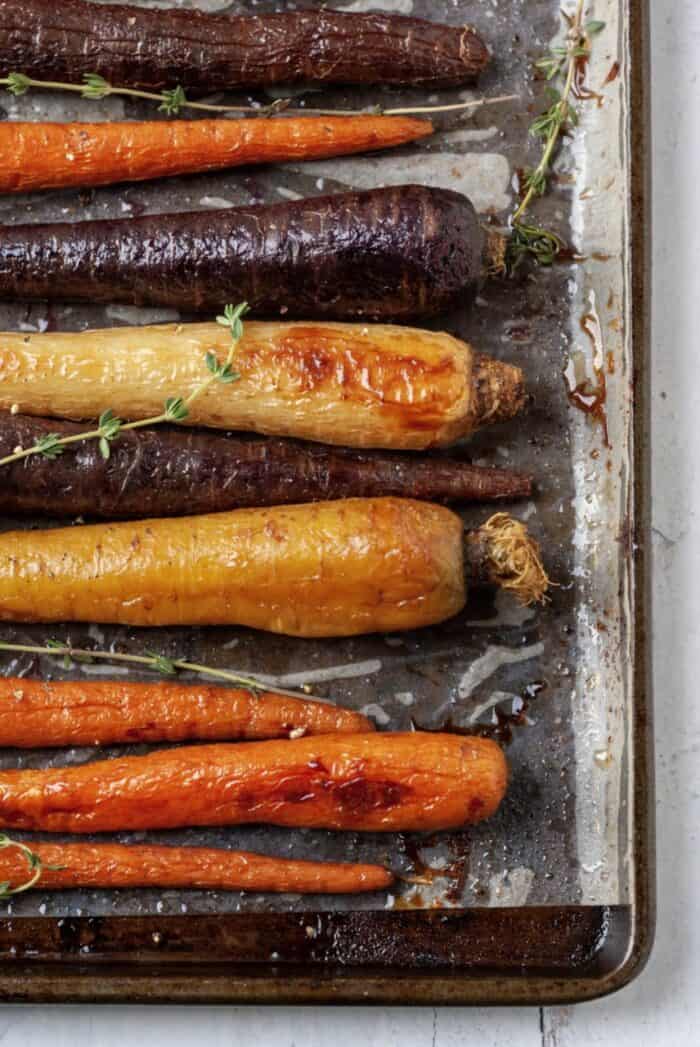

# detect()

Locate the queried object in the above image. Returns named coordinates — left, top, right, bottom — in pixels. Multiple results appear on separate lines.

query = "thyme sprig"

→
left=0, top=641, right=320, bottom=702
left=0, top=833, right=64, bottom=899
left=506, top=1, right=605, bottom=271
left=0, top=71, right=518, bottom=119
left=0, top=301, right=249, bottom=469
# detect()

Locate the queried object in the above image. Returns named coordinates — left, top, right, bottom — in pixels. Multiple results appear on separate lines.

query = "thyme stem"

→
left=506, top=0, right=604, bottom=271
left=0, top=641, right=323, bottom=702
left=511, top=0, right=585, bottom=227
left=0, top=72, right=517, bottom=119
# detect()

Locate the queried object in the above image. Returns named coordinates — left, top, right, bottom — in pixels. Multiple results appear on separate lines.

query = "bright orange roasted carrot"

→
left=0, top=839, right=393, bottom=895
left=0, top=677, right=372, bottom=749
left=0, top=733, right=508, bottom=834
left=0, top=116, right=432, bottom=193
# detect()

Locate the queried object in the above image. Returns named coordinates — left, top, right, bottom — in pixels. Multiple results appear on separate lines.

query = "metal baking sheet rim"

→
left=0, top=0, right=654, bottom=1004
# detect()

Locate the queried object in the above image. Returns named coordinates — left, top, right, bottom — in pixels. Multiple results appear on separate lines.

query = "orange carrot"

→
left=0, top=839, right=393, bottom=894
left=0, top=677, right=372, bottom=749
left=0, top=116, right=432, bottom=193
left=0, top=732, right=508, bottom=834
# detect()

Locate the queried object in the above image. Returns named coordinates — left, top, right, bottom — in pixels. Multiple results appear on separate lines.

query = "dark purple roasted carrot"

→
left=0, top=413, right=532, bottom=519
left=0, top=185, right=489, bottom=321
left=0, top=0, right=489, bottom=92
left=0, top=839, right=394, bottom=894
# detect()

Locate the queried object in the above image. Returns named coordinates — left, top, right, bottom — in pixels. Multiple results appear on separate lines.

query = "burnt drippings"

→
left=564, top=310, right=610, bottom=449
left=412, top=680, right=547, bottom=746
left=603, top=60, right=621, bottom=86
left=397, top=829, right=471, bottom=903
left=571, top=33, right=605, bottom=106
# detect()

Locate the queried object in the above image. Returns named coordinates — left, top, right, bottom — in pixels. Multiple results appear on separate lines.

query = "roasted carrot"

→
left=0, top=116, right=432, bottom=194
left=0, top=677, right=371, bottom=749
left=0, top=733, right=508, bottom=834
left=0, top=185, right=490, bottom=321
left=0, top=839, right=393, bottom=894
left=0, top=1, right=490, bottom=92
left=0, top=414, right=534, bottom=519
left=0, top=499, right=549, bottom=635
left=0, top=321, right=524, bottom=450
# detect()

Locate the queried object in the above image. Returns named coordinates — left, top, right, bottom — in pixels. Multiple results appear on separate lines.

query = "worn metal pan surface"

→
left=0, top=0, right=652, bottom=1004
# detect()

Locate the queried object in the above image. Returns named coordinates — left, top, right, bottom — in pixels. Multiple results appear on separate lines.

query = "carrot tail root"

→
left=472, top=512, right=551, bottom=606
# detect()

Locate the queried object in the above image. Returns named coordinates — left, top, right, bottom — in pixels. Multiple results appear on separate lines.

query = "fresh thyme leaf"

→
left=205, top=350, right=219, bottom=375
left=217, top=366, right=240, bottom=385
left=159, top=85, right=187, bottom=115
left=5, top=71, right=31, bottom=96
left=0, top=834, right=46, bottom=898
left=35, top=434, right=64, bottom=460
left=45, top=639, right=73, bottom=669
left=98, top=408, right=122, bottom=443
left=217, top=301, right=250, bottom=341
left=523, top=167, right=547, bottom=197
left=164, top=396, right=189, bottom=422
left=535, top=56, right=564, bottom=80
left=508, top=221, right=563, bottom=271
left=147, top=652, right=178, bottom=676
left=44, top=639, right=94, bottom=666
left=98, top=436, right=111, bottom=460
left=82, top=73, right=111, bottom=100
left=585, top=20, right=606, bottom=35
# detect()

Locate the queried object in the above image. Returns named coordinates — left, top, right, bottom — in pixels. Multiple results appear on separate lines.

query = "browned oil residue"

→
left=604, top=60, right=621, bottom=85
left=573, top=51, right=605, bottom=106
left=397, top=830, right=469, bottom=904
left=392, top=889, right=431, bottom=910
left=472, top=680, right=547, bottom=745
left=399, top=832, right=437, bottom=882
left=413, top=681, right=547, bottom=747
left=564, top=310, right=611, bottom=449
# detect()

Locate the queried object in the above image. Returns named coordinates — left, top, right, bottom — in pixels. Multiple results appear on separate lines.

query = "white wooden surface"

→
left=0, top=0, right=697, bottom=1041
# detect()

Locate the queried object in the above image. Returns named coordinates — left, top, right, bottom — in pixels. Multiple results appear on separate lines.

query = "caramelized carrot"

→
left=0, top=499, right=548, bottom=635
left=0, top=498, right=464, bottom=636
left=0, top=840, right=393, bottom=894
left=0, top=732, right=508, bottom=834
left=0, top=677, right=372, bottom=749
left=0, top=116, right=432, bottom=194
left=0, top=320, right=523, bottom=451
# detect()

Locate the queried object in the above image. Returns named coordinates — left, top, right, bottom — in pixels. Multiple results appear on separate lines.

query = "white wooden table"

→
left=0, top=0, right=696, bottom=1041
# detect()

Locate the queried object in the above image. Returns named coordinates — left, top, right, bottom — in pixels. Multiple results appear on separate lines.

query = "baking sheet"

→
left=0, top=0, right=634, bottom=919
